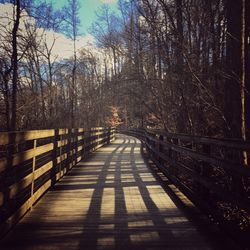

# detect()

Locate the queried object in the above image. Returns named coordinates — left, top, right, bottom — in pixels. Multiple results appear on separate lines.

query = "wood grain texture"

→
left=0, top=134, right=235, bottom=250
left=0, top=130, right=55, bottom=145
left=0, top=127, right=114, bottom=239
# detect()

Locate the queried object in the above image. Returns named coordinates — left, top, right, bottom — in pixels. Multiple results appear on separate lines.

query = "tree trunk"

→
left=241, top=0, right=250, bottom=167
left=3, top=71, right=11, bottom=130
left=245, top=0, right=250, bottom=141
left=224, top=0, right=242, bottom=138
left=10, top=0, right=21, bottom=131
left=175, top=0, right=192, bottom=133
left=225, top=0, right=248, bottom=193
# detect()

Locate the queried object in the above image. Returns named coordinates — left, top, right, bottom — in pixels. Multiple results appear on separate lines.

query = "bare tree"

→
left=64, top=0, right=80, bottom=128
left=10, top=0, right=21, bottom=131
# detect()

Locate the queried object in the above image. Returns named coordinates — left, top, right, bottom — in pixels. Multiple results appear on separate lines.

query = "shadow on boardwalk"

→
left=0, top=135, right=239, bottom=250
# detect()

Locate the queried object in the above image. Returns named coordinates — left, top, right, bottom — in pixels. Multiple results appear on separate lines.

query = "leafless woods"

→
left=0, top=0, right=249, bottom=140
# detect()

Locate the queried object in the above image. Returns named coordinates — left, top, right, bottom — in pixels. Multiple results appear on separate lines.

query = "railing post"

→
left=147, top=130, right=153, bottom=159
left=74, top=129, right=77, bottom=165
left=110, top=127, right=113, bottom=143
left=199, top=143, right=211, bottom=197
left=71, top=129, right=74, bottom=166
left=76, top=129, right=80, bottom=162
left=166, top=136, right=173, bottom=176
left=83, top=130, right=86, bottom=157
left=96, top=128, right=101, bottom=148
left=58, top=133, right=63, bottom=178
left=74, top=129, right=77, bottom=164
left=107, top=127, right=111, bottom=144
left=112, top=127, right=115, bottom=141
left=30, top=139, right=37, bottom=209
left=172, top=138, right=179, bottom=177
left=67, top=129, right=72, bottom=170
left=158, top=135, right=164, bottom=166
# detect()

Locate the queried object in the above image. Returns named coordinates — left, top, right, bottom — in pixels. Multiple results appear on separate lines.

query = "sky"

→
left=53, top=0, right=119, bottom=35
left=0, top=1, right=120, bottom=61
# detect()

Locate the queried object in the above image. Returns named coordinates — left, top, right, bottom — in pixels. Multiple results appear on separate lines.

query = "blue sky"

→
left=0, top=1, right=120, bottom=60
left=53, top=0, right=119, bottom=35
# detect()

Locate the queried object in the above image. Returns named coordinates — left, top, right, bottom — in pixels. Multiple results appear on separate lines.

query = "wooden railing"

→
left=0, top=127, right=115, bottom=237
left=120, top=128, right=250, bottom=248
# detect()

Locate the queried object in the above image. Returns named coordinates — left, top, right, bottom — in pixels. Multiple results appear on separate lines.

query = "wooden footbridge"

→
left=0, top=128, right=249, bottom=249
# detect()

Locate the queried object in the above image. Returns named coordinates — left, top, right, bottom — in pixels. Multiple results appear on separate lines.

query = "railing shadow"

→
left=0, top=134, right=241, bottom=250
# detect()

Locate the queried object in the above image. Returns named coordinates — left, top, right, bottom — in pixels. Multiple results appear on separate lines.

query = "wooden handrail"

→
left=0, top=130, right=55, bottom=145
left=120, top=128, right=250, bottom=248
left=0, top=127, right=115, bottom=238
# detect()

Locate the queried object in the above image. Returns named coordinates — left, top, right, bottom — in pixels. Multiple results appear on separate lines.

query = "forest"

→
left=0, top=1, right=250, bottom=248
left=0, top=0, right=249, bottom=141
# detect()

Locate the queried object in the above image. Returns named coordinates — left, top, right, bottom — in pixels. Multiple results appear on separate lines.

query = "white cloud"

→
left=0, top=3, right=117, bottom=78
left=0, top=3, right=97, bottom=61
left=40, top=30, right=96, bottom=60
left=0, top=3, right=36, bottom=35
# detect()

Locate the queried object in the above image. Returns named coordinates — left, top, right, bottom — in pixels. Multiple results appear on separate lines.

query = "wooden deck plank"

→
left=0, top=135, right=237, bottom=250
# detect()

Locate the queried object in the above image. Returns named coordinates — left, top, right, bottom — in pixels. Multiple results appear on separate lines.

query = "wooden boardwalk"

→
left=1, top=135, right=236, bottom=250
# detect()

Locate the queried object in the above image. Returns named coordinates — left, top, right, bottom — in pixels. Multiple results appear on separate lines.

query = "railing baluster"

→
left=30, top=139, right=37, bottom=209
left=121, top=127, right=250, bottom=248
left=59, top=133, right=63, bottom=179
left=0, top=127, right=114, bottom=238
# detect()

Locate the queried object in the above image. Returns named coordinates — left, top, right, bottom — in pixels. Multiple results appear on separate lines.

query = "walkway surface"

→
left=1, top=135, right=234, bottom=250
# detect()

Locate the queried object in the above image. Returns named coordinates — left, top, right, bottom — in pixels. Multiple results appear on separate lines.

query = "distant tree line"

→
left=0, top=0, right=249, bottom=141
left=94, top=0, right=249, bottom=140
